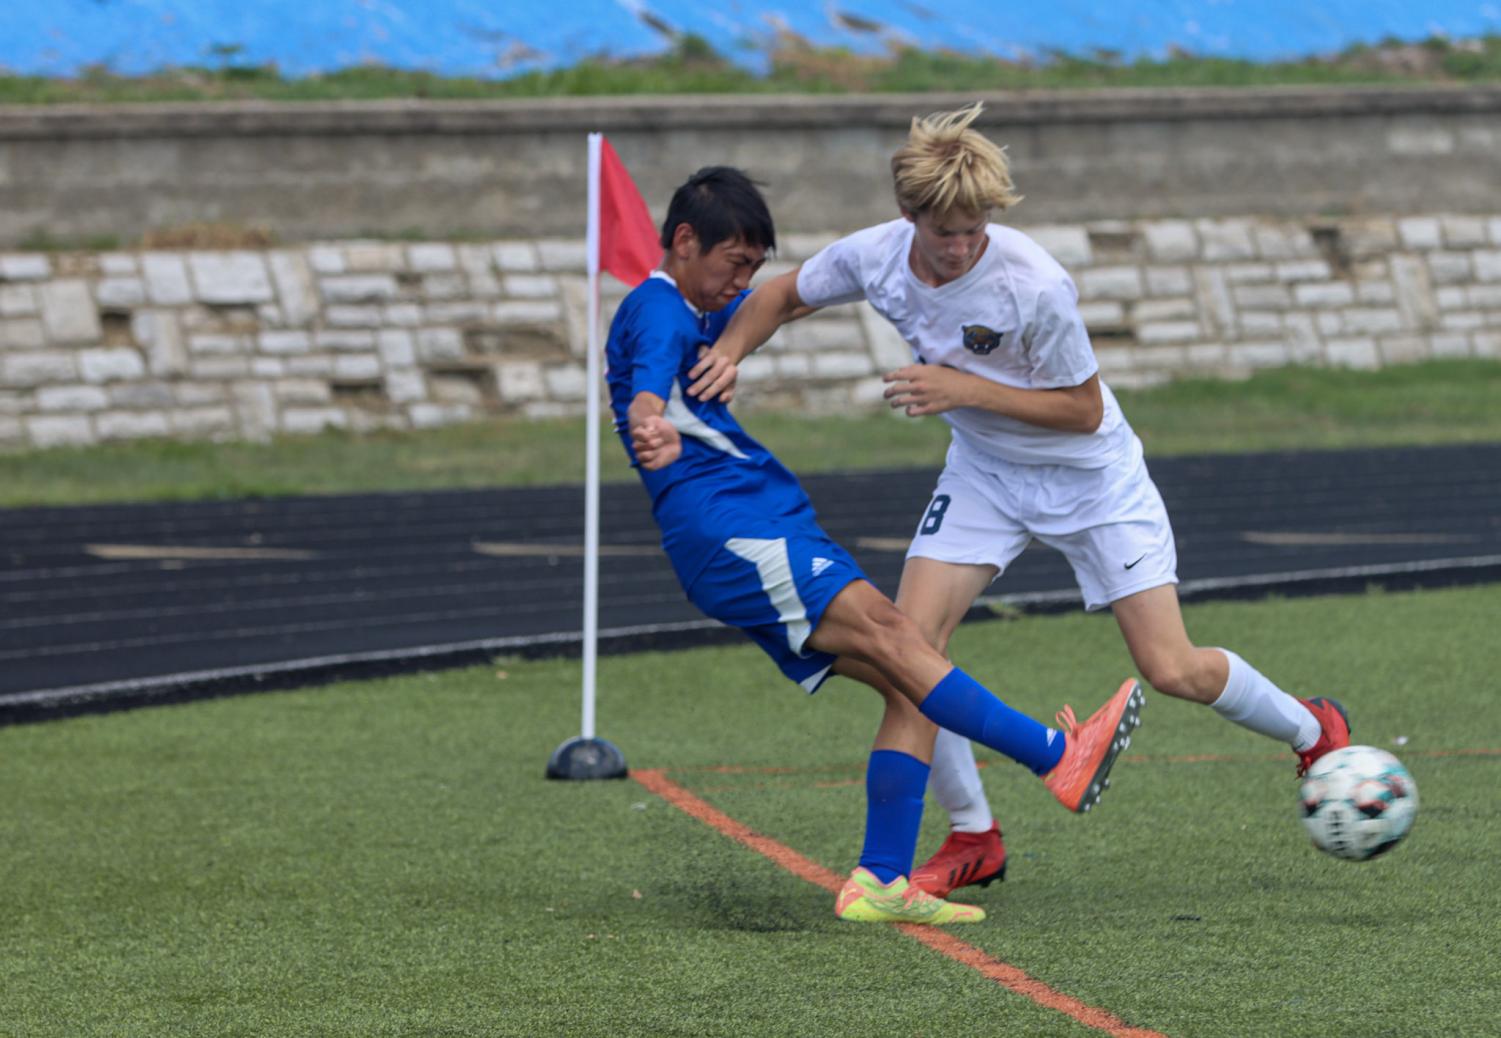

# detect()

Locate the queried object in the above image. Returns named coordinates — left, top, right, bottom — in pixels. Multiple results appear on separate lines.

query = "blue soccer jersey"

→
left=606, top=271, right=867, bottom=692
left=606, top=273, right=814, bottom=588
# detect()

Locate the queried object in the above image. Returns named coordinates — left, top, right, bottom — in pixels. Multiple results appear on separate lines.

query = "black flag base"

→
left=546, top=736, right=629, bottom=780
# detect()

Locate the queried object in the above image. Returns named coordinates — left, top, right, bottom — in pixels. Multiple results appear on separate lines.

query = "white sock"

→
left=929, top=727, right=994, bottom=833
left=1209, top=648, right=1322, bottom=751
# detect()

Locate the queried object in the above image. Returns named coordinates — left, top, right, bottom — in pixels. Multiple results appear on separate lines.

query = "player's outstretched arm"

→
left=688, top=269, right=814, bottom=402
left=883, top=365, right=1104, bottom=432
left=627, top=392, right=682, bottom=470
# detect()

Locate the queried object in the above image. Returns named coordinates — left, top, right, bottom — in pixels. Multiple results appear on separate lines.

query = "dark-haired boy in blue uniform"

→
left=607, top=166, right=1145, bottom=925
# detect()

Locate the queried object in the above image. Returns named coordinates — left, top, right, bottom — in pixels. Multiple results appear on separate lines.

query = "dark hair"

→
left=658, top=166, right=776, bottom=253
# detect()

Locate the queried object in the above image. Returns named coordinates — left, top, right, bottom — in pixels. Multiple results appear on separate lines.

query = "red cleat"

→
left=1295, top=696, right=1352, bottom=777
left=910, top=822, right=1007, bottom=898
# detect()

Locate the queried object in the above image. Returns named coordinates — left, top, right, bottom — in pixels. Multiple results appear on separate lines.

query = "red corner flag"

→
left=594, top=136, right=660, bottom=287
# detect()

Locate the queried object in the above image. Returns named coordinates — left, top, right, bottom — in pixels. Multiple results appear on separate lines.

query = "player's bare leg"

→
left=1111, top=584, right=1341, bottom=768
left=1110, top=584, right=1227, bottom=704
left=888, top=558, right=1012, bottom=894
left=832, top=657, right=939, bottom=760
left=815, top=579, right=1138, bottom=924
left=893, top=556, right=998, bottom=655
left=804, top=579, right=955, bottom=700
left=831, top=552, right=995, bottom=764
left=810, top=579, right=1140, bottom=813
left=829, top=660, right=1005, bottom=897
left=891, top=558, right=1003, bottom=828
left=817, top=585, right=985, bottom=924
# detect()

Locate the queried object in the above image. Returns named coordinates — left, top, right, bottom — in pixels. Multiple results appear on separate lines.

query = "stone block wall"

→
left=2, top=212, right=1500, bottom=450
left=5, top=88, right=1501, bottom=245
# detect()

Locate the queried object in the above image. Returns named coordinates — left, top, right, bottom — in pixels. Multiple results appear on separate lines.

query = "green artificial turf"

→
left=3, top=585, right=1497, bottom=1036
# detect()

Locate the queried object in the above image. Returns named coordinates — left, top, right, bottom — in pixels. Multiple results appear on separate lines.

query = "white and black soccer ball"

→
left=1299, top=745, right=1418, bottom=861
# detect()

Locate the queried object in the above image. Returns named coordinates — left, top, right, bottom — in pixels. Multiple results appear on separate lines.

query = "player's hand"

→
left=631, top=414, right=682, bottom=470
left=687, top=346, right=738, bottom=404
left=882, top=364, right=973, bottom=417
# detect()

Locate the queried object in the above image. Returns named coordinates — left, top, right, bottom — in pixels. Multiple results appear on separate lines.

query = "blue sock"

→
left=858, top=750, right=930, bottom=884
left=919, top=668, right=1065, bottom=776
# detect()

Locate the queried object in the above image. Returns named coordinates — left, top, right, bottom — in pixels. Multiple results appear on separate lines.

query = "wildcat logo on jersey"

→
left=962, top=324, right=1004, bottom=355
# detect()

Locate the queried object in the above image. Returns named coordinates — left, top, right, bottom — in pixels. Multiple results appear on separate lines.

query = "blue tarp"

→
left=3, top=1, right=1500, bottom=77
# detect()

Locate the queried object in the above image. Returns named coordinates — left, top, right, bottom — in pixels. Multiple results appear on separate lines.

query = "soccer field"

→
left=3, top=585, right=1498, bottom=1037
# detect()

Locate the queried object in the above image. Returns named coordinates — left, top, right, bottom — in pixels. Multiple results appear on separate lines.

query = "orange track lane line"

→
left=632, top=767, right=1168, bottom=1038
left=633, top=767, right=845, bottom=892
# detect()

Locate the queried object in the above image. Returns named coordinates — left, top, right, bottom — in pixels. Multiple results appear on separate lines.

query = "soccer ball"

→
left=1299, top=745, right=1418, bottom=861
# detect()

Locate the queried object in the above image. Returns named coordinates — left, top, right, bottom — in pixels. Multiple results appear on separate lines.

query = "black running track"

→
left=3, top=443, right=1499, bottom=721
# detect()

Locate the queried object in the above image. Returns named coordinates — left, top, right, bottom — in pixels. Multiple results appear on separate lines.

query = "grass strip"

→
left=1, top=360, right=1498, bottom=507
left=4, top=34, right=1501, bottom=104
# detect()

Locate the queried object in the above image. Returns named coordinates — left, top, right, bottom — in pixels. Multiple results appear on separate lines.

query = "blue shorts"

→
left=684, top=527, right=865, bottom=693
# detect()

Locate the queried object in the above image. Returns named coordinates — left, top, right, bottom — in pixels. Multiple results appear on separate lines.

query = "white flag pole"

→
left=581, top=131, right=603, bottom=742
left=545, top=131, right=626, bottom=780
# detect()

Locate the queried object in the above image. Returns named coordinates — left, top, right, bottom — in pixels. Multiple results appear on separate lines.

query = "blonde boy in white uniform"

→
left=689, top=102, right=1352, bottom=898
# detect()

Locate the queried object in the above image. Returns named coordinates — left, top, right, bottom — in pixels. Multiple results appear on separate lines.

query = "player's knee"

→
left=1139, top=655, right=1197, bottom=699
left=853, top=597, right=927, bottom=670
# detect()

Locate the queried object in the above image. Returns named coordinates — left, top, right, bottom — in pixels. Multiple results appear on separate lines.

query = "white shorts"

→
left=906, top=435, right=1178, bottom=611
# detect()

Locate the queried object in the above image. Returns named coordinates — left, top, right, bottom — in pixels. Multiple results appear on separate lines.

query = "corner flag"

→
left=597, top=138, right=660, bottom=287
left=547, top=132, right=654, bottom=781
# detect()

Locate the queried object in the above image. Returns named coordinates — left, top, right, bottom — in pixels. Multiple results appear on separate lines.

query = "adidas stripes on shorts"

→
left=685, top=526, right=865, bottom=694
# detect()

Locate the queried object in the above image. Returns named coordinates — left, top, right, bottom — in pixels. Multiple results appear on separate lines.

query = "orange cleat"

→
left=1043, top=679, right=1144, bottom=813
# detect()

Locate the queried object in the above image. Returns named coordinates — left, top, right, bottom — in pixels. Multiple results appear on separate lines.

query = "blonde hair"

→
left=890, top=101, right=1021, bottom=216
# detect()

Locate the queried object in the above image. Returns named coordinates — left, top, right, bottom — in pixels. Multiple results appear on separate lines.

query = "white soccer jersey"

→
left=796, top=218, right=1134, bottom=468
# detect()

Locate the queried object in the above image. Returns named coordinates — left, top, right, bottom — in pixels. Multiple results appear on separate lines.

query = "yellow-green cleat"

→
left=834, top=866, right=986, bottom=925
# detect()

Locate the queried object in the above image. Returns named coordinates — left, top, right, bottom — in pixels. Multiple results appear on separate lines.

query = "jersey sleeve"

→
left=624, top=296, right=688, bottom=401
left=795, top=231, right=876, bottom=308
left=1023, top=275, right=1099, bottom=389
